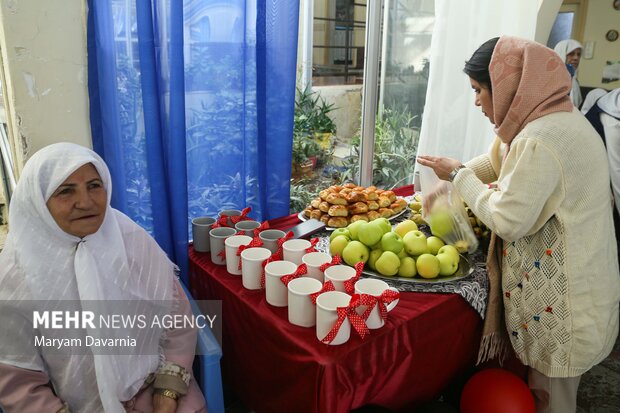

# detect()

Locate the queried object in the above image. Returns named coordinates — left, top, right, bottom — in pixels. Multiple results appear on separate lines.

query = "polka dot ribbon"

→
left=253, top=221, right=270, bottom=238
left=319, top=255, right=342, bottom=273
left=321, top=293, right=370, bottom=344
left=230, top=207, right=252, bottom=225
left=360, top=290, right=400, bottom=321
left=343, top=262, right=365, bottom=295
left=310, top=281, right=336, bottom=304
left=274, top=231, right=295, bottom=258
left=260, top=254, right=282, bottom=289
left=280, top=264, right=308, bottom=286
left=236, top=237, right=265, bottom=270
left=305, top=238, right=320, bottom=253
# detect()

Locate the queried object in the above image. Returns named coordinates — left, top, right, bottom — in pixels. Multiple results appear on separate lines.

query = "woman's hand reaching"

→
left=153, top=393, right=177, bottom=413
left=417, top=155, right=463, bottom=181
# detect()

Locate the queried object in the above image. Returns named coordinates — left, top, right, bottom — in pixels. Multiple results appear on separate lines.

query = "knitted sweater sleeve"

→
left=464, top=154, right=497, bottom=184
left=454, top=137, right=563, bottom=242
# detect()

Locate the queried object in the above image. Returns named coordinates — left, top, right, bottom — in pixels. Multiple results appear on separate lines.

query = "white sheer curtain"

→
left=416, top=0, right=539, bottom=167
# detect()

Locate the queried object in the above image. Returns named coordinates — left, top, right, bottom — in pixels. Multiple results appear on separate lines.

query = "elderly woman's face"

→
left=46, top=163, right=107, bottom=238
left=470, top=78, right=494, bottom=124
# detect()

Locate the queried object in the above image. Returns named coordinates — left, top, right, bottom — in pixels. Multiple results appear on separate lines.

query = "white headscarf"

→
left=0, top=143, right=176, bottom=412
left=554, top=39, right=583, bottom=108
left=598, top=88, right=620, bottom=119
left=581, top=88, right=608, bottom=114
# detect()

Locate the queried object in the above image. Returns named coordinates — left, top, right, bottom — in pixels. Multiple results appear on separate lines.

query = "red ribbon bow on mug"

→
left=274, top=231, right=295, bottom=259
left=310, top=281, right=336, bottom=305
left=231, top=207, right=252, bottom=225
left=305, top=238, right=320, bottom=253
left=360, top=290, right=401, bottom=321
left=319, top=255, right=342, bottom=273
left=253, top=221, right=270, bottom=238
left=321, top=293, right=370, bottom=344
left=280, top=264, right=308, bottom=286
left=236, top=237, right=265, bottom=270
left=343, top=262, right=365, bottom=295
left=260, top=254, right=282, bottom=288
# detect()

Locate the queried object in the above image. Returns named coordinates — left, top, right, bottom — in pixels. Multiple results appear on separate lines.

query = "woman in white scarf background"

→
left=0, top=143, right=206, bottom=412
left=554, top=39, right=584, bottom=108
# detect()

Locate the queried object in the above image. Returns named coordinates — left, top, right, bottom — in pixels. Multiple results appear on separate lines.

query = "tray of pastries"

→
left=299, top=183, right=408, bottom=229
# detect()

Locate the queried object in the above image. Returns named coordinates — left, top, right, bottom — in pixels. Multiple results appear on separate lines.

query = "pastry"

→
left=327, top=216, right=348, bottom=228
left=350, top=213, right=369, bottom=222
left=328, top=204, right=349, bottom=217
left=348, top=201, right=369, bottom=215
left=326, top=193, right=348, bottom=205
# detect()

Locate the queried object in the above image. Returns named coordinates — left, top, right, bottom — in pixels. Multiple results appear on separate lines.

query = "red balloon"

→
left=460, top=368, right=535, bottom=413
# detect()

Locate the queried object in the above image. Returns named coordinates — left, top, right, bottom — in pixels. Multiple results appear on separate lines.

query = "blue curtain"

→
left=87, top=0, right=299, bottom=282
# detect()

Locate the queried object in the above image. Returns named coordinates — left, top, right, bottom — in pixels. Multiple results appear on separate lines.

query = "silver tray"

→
left=361, top=253, right=473, bottom=284
left=314, top=236, right=474, bottom=284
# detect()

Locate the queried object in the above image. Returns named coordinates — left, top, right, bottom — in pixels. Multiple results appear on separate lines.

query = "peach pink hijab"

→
left=490, top=36, right=574, bottom=144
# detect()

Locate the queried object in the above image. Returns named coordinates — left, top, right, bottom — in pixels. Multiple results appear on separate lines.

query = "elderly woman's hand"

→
left=153, top=393, right=177, bottom=413
left=417, top=155, right=463, bottom=181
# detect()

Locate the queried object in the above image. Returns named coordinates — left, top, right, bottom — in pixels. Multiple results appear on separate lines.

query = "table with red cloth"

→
left=188, top=185, right=483, bottom=413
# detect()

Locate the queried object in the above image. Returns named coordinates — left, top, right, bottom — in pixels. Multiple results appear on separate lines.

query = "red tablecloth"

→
left=188, top=185, right=483, bottom=412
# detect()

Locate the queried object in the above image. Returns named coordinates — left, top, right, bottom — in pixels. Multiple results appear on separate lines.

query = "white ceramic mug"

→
left=218, top=209, right=242, bottom=227
left=324, top=265, right=358, bottom=293
left=316, top=291, right=352, bottom=345
left=301, top=252, right=332, bottom=283
left=354, top=278, right=400, bottom=329
left=264, top=260, right=297, bottom=307
left=224, top=235, right=253, bottom=275
left=259, top=229, right=286, bottom=254
left=240, top=247, right=272, bottom=290
left=287, top=277, right=323, bottom=327
left=235, top=220, right=261, bottom=237
left=282, top=239, right=311, bottom=265
left=192, top=217, right=216, bottom=252
left=209, top=227, right=237, bottom=265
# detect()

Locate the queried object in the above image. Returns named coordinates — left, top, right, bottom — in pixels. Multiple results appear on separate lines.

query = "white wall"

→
left=0, top=0, right=91, bottom=174
left=578, top=1, right=620, bottom=89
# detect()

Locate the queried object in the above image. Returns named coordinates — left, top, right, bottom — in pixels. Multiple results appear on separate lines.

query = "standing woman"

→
left=0, top=143, right=206, bottom=412
left=418, top=36, right=620, bottom=412
left=554, top=39, right=583, bottom=108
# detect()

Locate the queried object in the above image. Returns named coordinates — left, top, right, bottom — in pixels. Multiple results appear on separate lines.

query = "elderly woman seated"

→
left=0, top=143, right=206, bottom=412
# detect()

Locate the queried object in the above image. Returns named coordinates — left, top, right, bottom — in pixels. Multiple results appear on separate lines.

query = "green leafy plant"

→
left=340, top=107, right=419, bottom=188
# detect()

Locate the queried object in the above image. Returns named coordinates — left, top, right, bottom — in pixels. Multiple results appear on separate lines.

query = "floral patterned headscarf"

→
left=490, top=36, right=574, bottom=144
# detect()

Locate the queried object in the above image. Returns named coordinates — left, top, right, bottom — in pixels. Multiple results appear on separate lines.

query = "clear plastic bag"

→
left=418, top=165, right=479, bottom=254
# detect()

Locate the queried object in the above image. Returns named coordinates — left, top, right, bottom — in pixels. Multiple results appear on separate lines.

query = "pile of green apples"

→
left=329, top=217, right=461, bottom=279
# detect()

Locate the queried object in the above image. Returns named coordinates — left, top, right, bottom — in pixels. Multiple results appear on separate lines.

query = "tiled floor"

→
left=224, top=313, right=620, bottom=412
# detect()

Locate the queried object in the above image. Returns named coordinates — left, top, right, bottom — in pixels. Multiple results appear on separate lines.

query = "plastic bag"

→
left=418, top=165, right=479, bottom=254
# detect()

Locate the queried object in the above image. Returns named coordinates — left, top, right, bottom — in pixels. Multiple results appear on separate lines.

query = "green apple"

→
left=426, top=236, right=445, bottom=255
left=347, top=220, right=367, bottom=241
left=330, top=228, right=351, bottom=242
left=416, top=253, right=440, bottom=279
left=437, top=245, right=460, bottom=260
left=437, top=252, right=459, bottom=276
left=358, top=221, right=384, bottom=247
left=329, top=235, right=350, bottom=257
left=454, top=240, right=470, bottom=253
left=411, top=214, right=426, bottom=226
left=381, top=231, right=404, bottom=254
left=367, top=248, right=383, bottom=271
left=397, top=248, right=409, bottom=259
left=374, top=217, right=392, bottom=234
left=408, top=201, right=422, bottom=212
left=398, top=256, right=417, bottom=278
left=394, top=220, right=418, bottom=238
left=403, top=230, right=429, bottom=256
left=375, top=251, right=400, bottom=276
left=342, top=240, right=370, bottom=266
left=429, top=209, right=454, bottom=238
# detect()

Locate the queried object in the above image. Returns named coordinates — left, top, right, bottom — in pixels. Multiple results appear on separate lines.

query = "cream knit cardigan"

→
left=454, top=108, right=620, bottom=377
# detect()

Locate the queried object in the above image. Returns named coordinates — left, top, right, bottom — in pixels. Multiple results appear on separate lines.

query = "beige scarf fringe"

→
left=476, top=229, right=510, bottom=365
